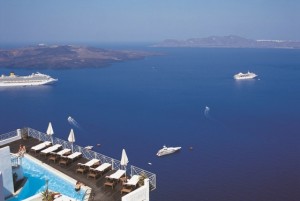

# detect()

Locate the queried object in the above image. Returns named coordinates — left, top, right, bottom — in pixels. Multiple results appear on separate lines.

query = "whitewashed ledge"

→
left=53, top=194, right=76, bottom=201
left=22, top=192, right=76, bottom=201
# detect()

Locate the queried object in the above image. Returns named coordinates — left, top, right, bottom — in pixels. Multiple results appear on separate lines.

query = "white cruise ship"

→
left=234, top=71, right=257, bottom=80
left=0, top=72, right=57, bottom=87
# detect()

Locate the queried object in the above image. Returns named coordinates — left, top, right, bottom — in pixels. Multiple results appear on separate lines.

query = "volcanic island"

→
left=0, top=45, right=158, bottom=69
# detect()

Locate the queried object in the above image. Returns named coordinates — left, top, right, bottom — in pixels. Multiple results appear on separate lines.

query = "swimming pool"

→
left=8, top=156, right=85, bottom=201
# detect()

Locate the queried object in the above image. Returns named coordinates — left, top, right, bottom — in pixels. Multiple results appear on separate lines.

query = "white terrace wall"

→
left=0, top=171, right=4, bottom=201
left=0, top=129, right=21, bottom=146
left=0, top=147, right=14, bottom=199
left=122, top=179, right=150, bottom=201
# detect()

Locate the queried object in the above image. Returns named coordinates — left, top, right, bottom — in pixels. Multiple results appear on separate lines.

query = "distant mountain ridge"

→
left=0, top=45, right=157, bottom=69
left=152, top=35, right=300, bottom=49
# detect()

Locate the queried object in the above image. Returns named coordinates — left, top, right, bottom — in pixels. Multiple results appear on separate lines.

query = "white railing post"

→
left=17, top=129, right=21, bottom=137
left=145, top=178, right=150, bottom=201
left=0, top=172, right=4, bottom=201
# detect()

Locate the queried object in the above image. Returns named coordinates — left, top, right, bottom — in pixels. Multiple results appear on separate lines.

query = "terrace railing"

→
left=24, top=127, right=156, bottom=191
left=11, top=154, right=21, bottom=167
left=131, top=165, right=156, bottom=191
left=27, top=128, right=52, bottom=143
left=0, top=130, right=18, bottom=141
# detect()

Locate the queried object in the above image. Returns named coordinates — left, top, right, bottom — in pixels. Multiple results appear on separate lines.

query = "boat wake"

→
left=204, top=106, right=230, bottom=132
left=68, top=116, right=81, bottom=128
left=204, top=106, right=221, bottom=124
left=204, top=106, right=210, bottom=118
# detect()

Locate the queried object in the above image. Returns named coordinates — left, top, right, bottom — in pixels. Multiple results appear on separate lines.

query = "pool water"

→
left=8, top=176, right=43, bottom=201
left=8, top=156, right=84, bottom=201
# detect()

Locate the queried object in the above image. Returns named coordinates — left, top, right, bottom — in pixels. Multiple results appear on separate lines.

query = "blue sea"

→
left=0, top=46, right=300, bottom=201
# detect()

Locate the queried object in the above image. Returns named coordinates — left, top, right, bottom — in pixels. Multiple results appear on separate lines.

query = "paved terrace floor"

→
left=1, top=137, right=129, bottom=201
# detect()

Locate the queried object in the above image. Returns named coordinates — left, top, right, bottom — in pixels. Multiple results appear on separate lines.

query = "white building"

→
left=0, top=146, right=14, bottom=200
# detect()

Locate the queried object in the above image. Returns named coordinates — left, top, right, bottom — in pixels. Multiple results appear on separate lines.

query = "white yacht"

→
left=0, top=72, right=57, bottom=87
left=156, top=145, right=181, bottom=157
left=234, top=71, right=257, bottom=80
left=84, top=146, right=93, bottom=150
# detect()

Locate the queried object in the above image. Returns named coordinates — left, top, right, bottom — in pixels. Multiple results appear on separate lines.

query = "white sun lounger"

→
left=40, top=144, right=62, bottom=156
left=79, top=159, right=100, bottom=167
left=121, top=175, right=140, bottom=194
left=67, top=152, right=82, bottom=160
left=94, top=163, right=111, bottom=172
left=106, top=169, right=126, bottom=180
left=76, top=159, right=100, bottom=174
left=58, top=152, right=82, bottom=166
left=87, top=163, right=112, bottom=179
left=56, top=149, right=71, bottom=156
left=48, top=149, right=70, bottom=163
left=104, top=169, right=126, bottom=189
left=30, top=141, right=51, bottom=153
left=123, top=175, right=140, bottom=186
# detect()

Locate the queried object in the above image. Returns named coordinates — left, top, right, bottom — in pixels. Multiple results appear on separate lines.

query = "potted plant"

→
left=21, top=128, right=28, bottom=140
left=41, top=180, right=54, bottom=201
left=41, top=189, right=54, bottom=201
left=138, top=172, right=148, bottom=187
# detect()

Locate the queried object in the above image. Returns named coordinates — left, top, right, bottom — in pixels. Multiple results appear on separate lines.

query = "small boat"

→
left=234, top=71, right=257, bottom=80
left=156, top=145, right=181, bottom=157
left=84, top=146, right=93, bottom=150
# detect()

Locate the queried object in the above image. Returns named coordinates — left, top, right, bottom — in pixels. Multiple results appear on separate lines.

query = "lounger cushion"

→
left=123, top=175, right=140, bottom=186
left=56, top=149, right=71, bottom=156
left=79, top=159, right=99, bottom=167
left=31, top=141, right=51, bottom=151
left=67, top=152, right=81, bottom=159
left=106, top=169, right=126, bottom=180
left=41, top=144, right=62, bottom=154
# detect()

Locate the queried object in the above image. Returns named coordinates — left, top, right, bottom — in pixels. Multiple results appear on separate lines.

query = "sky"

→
left=0, top=0, right=299, bottom=43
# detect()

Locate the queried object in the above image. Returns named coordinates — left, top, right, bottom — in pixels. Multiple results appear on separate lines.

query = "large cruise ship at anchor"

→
left=0, top=72, right=57, bottom=87
left=234, top=71, right=257, bottom=80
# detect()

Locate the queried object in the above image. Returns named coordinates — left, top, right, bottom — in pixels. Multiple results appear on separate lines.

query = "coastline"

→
left=0, top=45, right=159, bottom=69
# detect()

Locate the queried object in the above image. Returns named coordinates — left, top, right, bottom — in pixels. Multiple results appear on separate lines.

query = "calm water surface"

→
left=0, top=47, right=300, bottom=201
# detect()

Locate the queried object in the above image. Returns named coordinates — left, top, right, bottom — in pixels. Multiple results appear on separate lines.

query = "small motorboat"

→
left=156, top=145, right=181, bottom=157
left=84, top=146, right=93, bottom=150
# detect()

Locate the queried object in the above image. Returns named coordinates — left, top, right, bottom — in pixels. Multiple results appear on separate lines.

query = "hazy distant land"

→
left=2, top=36, right=299, bottom=70
left=0, top=45, right=158, bottom=69
left=153, top=35, right=300, bottom=49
